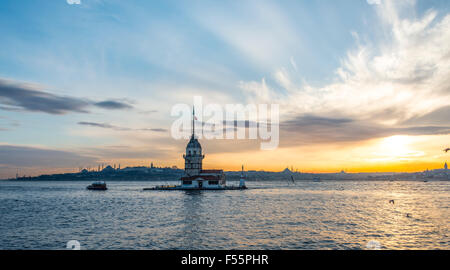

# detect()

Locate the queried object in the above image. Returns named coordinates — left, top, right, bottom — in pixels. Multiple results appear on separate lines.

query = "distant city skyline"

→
left=1, top=0, right=450, bottom=178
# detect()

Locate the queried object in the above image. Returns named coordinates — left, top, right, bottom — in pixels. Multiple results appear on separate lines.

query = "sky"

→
left=1, top=0, right=450, bottom=178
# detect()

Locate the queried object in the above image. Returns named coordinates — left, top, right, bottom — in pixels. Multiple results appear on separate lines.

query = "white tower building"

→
left=179, top=107, right=226, bottom=189
left=183, top=108, right=204, bottom=176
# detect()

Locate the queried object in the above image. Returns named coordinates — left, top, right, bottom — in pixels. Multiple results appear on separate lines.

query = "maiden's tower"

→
left=144, top=108, right=246, bottom=191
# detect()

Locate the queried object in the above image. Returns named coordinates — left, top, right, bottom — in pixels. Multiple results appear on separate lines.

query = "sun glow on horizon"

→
left=369, top=135, right=425, bottom=162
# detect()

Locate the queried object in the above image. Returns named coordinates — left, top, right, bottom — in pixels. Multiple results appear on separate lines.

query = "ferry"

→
left=87, top=181, right=107, bottom=190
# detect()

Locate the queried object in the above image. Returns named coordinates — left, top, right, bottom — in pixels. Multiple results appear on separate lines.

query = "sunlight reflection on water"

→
left=0, top=180, right=448, bottom=250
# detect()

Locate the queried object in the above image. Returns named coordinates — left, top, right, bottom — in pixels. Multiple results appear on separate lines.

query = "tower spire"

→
left=192, top=106, right=195, bottom=138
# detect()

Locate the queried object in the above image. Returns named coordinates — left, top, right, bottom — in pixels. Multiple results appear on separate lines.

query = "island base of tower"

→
left=143, top=185, right=247, bottom=191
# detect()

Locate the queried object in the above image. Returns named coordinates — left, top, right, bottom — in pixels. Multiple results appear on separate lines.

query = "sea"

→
left=0, top=180, right=448, bottom=250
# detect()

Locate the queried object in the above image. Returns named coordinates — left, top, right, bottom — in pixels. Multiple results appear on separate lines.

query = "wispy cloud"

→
left=78, top=121, right=120, bottom=129
left=0, top=115, right=19, bottom=131
left=279, top=114, right=450, bottom=146
left=94, top=100, right=133, bottom=110
left=402, top=106, right=450, bottom=126
left=0, top=79, right=90, bottom=114
left=78, top=121, right=167, bottom=132
left=367, top=0, right=381, bottom=5
left=66, top=0, right=81, bottom=5
left=240, top=0, right=450, bottom=143
left=0, top=78, right=133, bottom=114
left=190, top=0, right=301, bottom=69
left=140, top=128, right=168, bottom=132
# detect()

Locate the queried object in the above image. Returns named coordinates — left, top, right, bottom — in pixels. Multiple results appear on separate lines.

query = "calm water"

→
left=0, top=180, right=448, bottom=250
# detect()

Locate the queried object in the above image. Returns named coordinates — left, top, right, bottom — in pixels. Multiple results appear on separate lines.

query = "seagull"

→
left=444, top=148, right=450, bottom=153
left=389, top=200, right=395, bottom=204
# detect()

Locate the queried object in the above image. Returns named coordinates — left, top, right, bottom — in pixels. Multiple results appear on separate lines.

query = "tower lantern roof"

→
left=187, top=136, right=202, bottom=149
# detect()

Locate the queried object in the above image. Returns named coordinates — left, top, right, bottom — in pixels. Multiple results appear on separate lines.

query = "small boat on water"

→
left=87, top=181, right=107, bottom=190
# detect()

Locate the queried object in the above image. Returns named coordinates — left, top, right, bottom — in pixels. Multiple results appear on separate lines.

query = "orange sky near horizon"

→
left=69, top=134, right=450, bottom=175
left=5, top=133, right=450, bottom=179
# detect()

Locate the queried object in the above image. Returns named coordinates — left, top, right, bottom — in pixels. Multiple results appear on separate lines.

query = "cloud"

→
left=66, top=0, right=81, bottom=5
left=94, top=100, right=133, bottom=110
left=290, top=57, right=298, bottom=72
left=78, top=121, right=167, bottom=132
left=282, top=115, right=353, bottom=128
left=0, top=78, right=133, bottom=114
left=367, top=0, right=381, bottom=5
left=0, top=145, right=97, bottom=167
left=0, top=79, right=90, bottom=114
left=78, top=121, right=121, bottom=130
left=138, top=110, right=158, bottom=114
left=140, top=128, right=168, bottom=133
left=402, top=105, right=450, bottom=126
left=0, top=116, right=19, bottom=131
left=279, top=114, right=450, bottom=146
left=239, top=1, right=450, bottom=143
left=190, top=1, right=301, bottom=68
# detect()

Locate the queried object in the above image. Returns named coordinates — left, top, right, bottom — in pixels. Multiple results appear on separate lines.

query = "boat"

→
left=87, top=181, right=107, bottom=190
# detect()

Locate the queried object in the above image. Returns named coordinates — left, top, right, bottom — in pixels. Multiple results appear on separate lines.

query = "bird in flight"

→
left=444, top=148, right=450, bottom=153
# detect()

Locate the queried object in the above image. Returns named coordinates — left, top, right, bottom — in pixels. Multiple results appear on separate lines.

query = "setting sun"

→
left=374, top=136, right=424, bottom=161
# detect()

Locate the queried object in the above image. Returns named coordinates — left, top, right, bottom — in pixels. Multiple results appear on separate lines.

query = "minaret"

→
left=183, top=107, right=204, bottom=176
left=240, top=165, right=246, bottom=188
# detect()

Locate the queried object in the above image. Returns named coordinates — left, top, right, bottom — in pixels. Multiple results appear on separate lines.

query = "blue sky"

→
left=1, top=0, right=450, bottom=178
